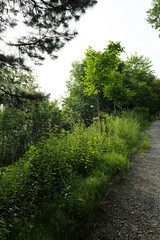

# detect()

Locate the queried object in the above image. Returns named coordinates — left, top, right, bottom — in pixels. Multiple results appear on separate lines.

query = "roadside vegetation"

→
left=0, top=111, right=152, bottom=240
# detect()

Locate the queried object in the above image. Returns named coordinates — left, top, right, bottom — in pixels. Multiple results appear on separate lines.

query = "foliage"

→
left=135, top=82, right=157, bottom=110
left=0, top=99, right=64, bottom=167
left=103, top=71, right=133, bottom=111
left=124, top=54, right=154, bottom=81
left=0, top=112, right=143, bottom=240
left=83, top=41, right=124, bottom=115
left=123, top=54, right=160, bottom=113
left=0, top=40, right=159, bottom=240
left=0, top=0, right=97, bottom=68
left=0, top=66, right=64, bottom=167
left=31, top=100, right=64, bottom=142
left=0, top=68, right=47, bottom=106
left=63, top=60, right=115, bottom=125
left=63, top=60, right=99, bottom=125
left=147, top=0, right=160, bottom=33
left=64, top=50, right=160, bottom=121
left=83, top=41, right=124, bottom=95
left=0, top=107, right=31, bottom=166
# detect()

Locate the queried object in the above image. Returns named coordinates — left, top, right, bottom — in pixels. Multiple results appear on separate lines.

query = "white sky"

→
left=33, top=0, right=160, bottom=101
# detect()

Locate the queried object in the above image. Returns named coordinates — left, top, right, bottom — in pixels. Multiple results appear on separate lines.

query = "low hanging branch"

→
left=0, top=0, right=97, bottom=67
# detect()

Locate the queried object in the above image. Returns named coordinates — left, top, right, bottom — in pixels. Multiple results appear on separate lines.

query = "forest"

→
left=0, top=0, right=160, bottom=239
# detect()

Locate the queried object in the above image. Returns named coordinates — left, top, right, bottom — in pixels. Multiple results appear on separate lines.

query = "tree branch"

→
left=0, top=87, right=18, bottom=98
left=0, top=37, right=8, bottom=45
left=0, top=36, right=45, bottom=47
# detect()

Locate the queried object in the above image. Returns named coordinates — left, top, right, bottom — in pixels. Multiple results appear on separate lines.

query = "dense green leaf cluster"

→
left=83, top=42, right=124, bottom=95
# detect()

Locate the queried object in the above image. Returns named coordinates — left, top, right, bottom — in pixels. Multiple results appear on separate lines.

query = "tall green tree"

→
left=0, top=0, right=97, bottom=68
left=83, top=41, right=124, bottom=116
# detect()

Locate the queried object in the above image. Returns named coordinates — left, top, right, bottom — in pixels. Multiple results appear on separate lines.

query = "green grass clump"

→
left=0, top=112, right=144, bottom=240
left=140, top=134, right=151, bottom=150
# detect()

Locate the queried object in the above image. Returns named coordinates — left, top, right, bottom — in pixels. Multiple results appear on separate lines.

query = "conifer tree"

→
left=0, top=0, right=97, bottom=68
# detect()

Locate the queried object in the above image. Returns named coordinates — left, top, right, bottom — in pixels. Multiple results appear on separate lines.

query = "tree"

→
left=0, top=0, right=97, bottom=68
left=123, top=54, right=159, bottom=112
left=0, top=69, right=50, bottom=166
left=136, top=82, right=158, bottom=111
left=147, top=0, right=160, bottom=33
left=124, top=54, right=155, bottom=83
left=0, top=106, right=32, bottom=166
left=0, top=68, right=47, bottom=106
left=0, top=98, right=64, bottom=167
left=62, top=60, right=98, bottom=125
left=123, top=54, right=156, bottom=95
left=103, top=72, right=133, bottom=112
left=83, top=41, right=124, bottom=117
left=31, top=100, right=64, bottom=143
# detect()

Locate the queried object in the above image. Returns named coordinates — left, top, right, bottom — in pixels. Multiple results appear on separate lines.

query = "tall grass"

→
left=0, top=112, right=150, bottom=240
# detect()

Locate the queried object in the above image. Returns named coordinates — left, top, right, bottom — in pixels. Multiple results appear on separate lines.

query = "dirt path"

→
left=86, top=120, right=160, bottom=240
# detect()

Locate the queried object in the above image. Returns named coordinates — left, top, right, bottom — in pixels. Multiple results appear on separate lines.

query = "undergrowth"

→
left=0, top=111, right=152, bottom=240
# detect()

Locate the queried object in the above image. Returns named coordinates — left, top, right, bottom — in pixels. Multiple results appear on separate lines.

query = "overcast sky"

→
left=34, top=0, right=160, bottom=101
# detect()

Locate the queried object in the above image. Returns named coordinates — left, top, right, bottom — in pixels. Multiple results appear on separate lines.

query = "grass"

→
left=140, top=134, right=151, bottom=150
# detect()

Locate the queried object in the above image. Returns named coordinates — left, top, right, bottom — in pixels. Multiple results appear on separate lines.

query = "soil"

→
left=86, top=120, right=160, bottom=240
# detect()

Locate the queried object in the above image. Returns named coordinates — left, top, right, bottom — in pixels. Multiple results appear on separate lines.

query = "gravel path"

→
left=86, top=120, right=160, bottom=240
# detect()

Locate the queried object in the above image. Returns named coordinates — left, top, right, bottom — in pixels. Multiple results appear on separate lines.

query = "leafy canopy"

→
left=83, top=41, right=124, bottom=96
left=124, top=54, right=156, bottom=86
left=82, top=42, right=132, bottom=113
